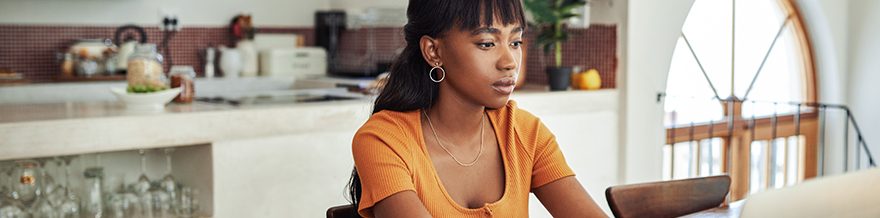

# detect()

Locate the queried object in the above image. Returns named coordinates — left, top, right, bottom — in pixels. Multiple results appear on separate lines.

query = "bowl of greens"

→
left=110, top=85, right=181, bottom=110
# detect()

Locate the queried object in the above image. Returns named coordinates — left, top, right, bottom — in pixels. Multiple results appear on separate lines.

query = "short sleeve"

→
left=352, top=116, right=417, bottom=218
left=529, top=117, right=576, bottom=189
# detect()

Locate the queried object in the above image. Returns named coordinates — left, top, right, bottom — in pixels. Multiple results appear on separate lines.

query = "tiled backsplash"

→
left=0, top=24, right=615, bottom=88
left=0, top=25, right=312, bottom=83
left=525, top=25, right=617, bottom=88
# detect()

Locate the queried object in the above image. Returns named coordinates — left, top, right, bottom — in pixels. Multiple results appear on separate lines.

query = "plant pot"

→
left=547, top=67, right=572, bottom=91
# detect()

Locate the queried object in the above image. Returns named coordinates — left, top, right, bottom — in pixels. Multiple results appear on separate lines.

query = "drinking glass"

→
left=46, top=158, right=66, bottom=209
left=0, top=162, right=27, bottom=218
left=32, top=158, right=58, bottom=218
left=160, top=148, right=178, bottom=215
left=177, top=187, right=199, bottom=218
left=135, top=150, right=150, bottom=195
left=82, top=167, right=104, bottom=218
left=135, top=149, right=154, bottom=218
left=149, top=187, right=171, bottom=218
left=34, top=158, right=56, bottom=199
left=56, top=156, right=79, bottom=218
left=12, top=160, right=40, bottom=210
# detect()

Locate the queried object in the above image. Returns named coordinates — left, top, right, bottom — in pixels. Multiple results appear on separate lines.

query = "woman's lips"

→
left=492, top=77, right=517, bottom=95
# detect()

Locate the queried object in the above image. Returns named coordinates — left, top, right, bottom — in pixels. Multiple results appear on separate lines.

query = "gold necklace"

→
left=423, top=110, right=485, bottom=167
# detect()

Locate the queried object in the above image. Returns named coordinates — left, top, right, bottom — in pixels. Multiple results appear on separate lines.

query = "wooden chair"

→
left=326, top=204, right=358, bottom=218
left=605, top=175, right=731, bottom=218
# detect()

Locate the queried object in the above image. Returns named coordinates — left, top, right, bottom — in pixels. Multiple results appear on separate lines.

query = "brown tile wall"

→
left=0, top=24, right=313, bottom=83
left=525, top=24, right=617, bottom=88
left=0, top=24, right=615, bottom=88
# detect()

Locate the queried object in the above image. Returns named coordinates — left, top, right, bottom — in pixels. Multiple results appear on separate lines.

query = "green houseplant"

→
left=523, top=0, right=587, bottom=90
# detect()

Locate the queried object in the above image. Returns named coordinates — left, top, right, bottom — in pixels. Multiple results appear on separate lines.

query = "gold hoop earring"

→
left=429, top=63, right=445, bottom=83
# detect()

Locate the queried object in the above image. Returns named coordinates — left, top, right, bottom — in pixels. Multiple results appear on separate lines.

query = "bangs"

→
left=455, top=0, right=526, bottom=31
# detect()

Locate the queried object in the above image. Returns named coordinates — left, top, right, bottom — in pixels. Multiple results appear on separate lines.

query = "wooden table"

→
left=680, top=200, right=746, bottom=218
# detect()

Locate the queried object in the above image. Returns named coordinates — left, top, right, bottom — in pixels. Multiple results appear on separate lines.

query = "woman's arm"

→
left=533, top=176, right=609, bottom=218
left=372, top=190, right=433, bottom=218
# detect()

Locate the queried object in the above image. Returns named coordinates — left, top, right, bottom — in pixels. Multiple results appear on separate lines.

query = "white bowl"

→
left=110, top=87, right=182, bottom=110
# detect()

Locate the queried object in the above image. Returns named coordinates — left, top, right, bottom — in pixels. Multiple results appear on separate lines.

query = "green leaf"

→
left=523, top=0, right=559, bottom=24
left=560, top=14, right=578, bottom=20
left=543, top=41, right=555, bottom=54
left=559, top=31, right=570, bottom=42
left=536, top=31, right=555, bottom=45
left=523, top=0, right=584, bottom=61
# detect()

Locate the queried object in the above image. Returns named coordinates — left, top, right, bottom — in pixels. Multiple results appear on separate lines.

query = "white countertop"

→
left=0, top=83, right=618, bottom=161
left=0, top=101, right=235, bottom=124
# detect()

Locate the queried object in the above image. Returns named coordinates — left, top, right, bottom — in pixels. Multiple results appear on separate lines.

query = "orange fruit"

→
left=582, top=69, right=602, bottom=90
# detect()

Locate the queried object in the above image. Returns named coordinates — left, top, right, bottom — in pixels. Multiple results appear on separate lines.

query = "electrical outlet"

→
left=159, top=8, right=181, bottom=31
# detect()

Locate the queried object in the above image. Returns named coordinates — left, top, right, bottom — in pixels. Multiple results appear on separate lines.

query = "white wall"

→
left=0, top=0, right=329, bottom=26
left=797, top=0, right=851, bottom=176
left=798, top=0, right=880, bottom=174
left=622, top=0, right=695, bottom=184
left=329, top=0, right=406, bottom=10
left=846, top=0, right=880, bottom=168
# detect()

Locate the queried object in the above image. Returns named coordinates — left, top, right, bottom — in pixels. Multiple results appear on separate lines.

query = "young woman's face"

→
left=435, top=20, right=524, bottom=109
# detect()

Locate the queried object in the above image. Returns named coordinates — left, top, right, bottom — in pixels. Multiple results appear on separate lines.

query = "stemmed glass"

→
left=160, top=148, right=178, bottom=215
left=136, top=150, right=151, bottom=195
left=0, top=161, right=27, bottom=218
left=56, top=156, right=79, bottom=218
left=135, top=149, right=154, bottom=218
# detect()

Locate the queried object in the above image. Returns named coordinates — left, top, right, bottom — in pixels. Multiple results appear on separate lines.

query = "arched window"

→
left=662, top=0, right=816, bottom=201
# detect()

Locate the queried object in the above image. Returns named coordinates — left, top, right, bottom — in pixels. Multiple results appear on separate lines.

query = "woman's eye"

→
left=511, top=41, right=523, bottom=48
left=477, top=42, right=495, bottom=49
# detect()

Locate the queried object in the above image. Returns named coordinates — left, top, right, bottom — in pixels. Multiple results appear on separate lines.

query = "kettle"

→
left=114, top=25, right=148, bottom=71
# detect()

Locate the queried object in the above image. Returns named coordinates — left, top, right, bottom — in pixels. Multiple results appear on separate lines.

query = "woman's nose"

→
left=497, top=48, right=518, bottom=72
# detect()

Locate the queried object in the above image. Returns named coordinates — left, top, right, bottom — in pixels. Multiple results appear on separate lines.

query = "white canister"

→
left=237, top=40, right=259, bottom=77
left=219, top=47, right=242, bottom=78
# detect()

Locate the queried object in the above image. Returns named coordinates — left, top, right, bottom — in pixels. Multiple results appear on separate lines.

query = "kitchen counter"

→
left=0, top=84, right=621, bottom=218
left=0, top=101, right=235, bottom=124
left=0, top=84, right=617, bottom=161
left=0, top=97, right=376, bottom=161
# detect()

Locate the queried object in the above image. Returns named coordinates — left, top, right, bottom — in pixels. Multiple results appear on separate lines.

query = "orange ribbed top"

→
left=352, top=100, right=575, bottom=218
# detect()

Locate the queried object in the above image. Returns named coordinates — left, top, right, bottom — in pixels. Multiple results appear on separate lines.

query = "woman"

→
left=349, top=0, right=608, bottom=217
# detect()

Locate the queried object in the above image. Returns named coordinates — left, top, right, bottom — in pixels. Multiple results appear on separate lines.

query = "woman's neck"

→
left=426, top=91, right=485, bottom=144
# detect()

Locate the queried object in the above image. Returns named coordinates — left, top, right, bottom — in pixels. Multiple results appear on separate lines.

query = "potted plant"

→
left=523, top=0, right=587, bottom=91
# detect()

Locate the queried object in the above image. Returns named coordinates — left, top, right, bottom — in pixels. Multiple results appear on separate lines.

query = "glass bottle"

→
left=127, top=44, right=166, bottom=88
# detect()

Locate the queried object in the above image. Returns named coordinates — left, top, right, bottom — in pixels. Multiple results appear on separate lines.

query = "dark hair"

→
left=346, top=0, right=525, bottom=216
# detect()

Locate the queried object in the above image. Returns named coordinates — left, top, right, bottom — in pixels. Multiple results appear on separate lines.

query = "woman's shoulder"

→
left=353, top=109, right=421, bottom=146
left=362, top=109, right=420, bottom=128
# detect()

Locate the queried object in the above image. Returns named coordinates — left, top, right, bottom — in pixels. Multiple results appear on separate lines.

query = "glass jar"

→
left=169, top=66, right=196, bottom=103
left=127, top=43, right=166, bottom=88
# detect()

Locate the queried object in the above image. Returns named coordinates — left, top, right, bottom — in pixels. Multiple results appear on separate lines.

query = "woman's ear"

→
left=419, top=35, right=442, bottom=67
